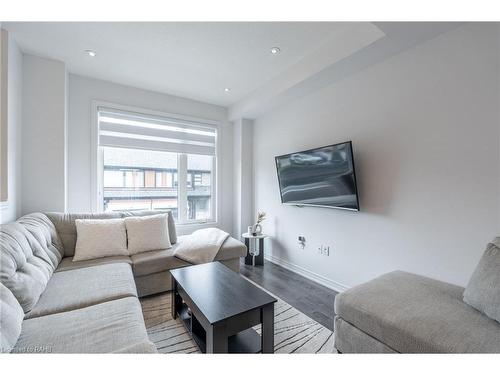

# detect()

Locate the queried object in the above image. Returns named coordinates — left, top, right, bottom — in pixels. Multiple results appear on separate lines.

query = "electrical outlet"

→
left=317, top=245, right=330, bottom=256
left=323, top=246, right=330, bottom=256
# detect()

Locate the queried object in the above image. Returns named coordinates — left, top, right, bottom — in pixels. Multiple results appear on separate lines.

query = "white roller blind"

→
left=98, top=107, right=217, bottom=155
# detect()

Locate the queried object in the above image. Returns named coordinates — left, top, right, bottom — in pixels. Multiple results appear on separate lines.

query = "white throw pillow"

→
left=73, top=218, right=129, bottom=261
left=125, top=214, right=172, bottom=255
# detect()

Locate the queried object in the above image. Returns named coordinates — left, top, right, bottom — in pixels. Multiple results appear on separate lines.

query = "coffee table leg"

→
left=261, top=304, right=274, bottom=353
left=206, top=324, right=228, bottom=353
left=171, top=277, right=178, bottom=320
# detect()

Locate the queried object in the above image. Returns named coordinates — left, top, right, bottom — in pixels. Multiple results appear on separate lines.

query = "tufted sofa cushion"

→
left=0, top=213, right=64, bottom=313
left=0, top=282, right=24, bottom=353
left=46, top=210, right=177, bottom=257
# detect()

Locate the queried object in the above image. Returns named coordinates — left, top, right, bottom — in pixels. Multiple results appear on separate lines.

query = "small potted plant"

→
left=252, top=212, right=266, bottom=236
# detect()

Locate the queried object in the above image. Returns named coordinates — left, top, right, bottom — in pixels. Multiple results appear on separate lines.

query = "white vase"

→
left=253, top=224, right=262, bottom=235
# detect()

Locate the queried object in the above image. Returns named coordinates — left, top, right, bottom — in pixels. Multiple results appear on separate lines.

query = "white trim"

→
left=211, top=152, right=217, bottom=224
left=90, top=100, right=220, bottom=226
left=264, top=254, right=350, bottom=293
left=177, top=153, right=187, bottom=223
left=90, top=102, right=99, bottom=212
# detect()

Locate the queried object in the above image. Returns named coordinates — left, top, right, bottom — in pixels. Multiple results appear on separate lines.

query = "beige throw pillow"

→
left=73, top=218, right=129, bottom=261
left=125, top=214, right=172, bottom=255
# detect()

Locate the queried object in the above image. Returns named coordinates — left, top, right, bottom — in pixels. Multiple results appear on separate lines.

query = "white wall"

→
left=21, top=54, right=67, bottom=215
left=67, top=74, right=234, bottom=235
left=233, top=118, right=254, bottom=237
left=0, top=30, right=22, bottom=223
left=253, top=23, right=500, bottom=290
left=0, top=29, right=7, bottom=206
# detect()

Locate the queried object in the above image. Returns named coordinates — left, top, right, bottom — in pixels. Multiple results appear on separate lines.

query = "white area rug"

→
left=141, top=288, right=334, bottom=354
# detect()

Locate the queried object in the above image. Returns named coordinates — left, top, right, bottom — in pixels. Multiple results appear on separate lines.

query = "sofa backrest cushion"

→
left=463, top=237, right=500, bottom=323
left=46, top=210, right=177, bottom=257
left=0, top=213, right=64, bottom=313
left=0, top=282, right=24, bottom=352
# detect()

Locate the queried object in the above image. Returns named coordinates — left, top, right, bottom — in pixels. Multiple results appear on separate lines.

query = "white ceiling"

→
left=4, top=22, right=461, bottom=114
left=4, top=22, right=374, bottom=106
left=229, top=22, right=463, bottom=119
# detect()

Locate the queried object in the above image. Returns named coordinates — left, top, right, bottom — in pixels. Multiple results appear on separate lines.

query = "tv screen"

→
left=275, top=141, right=359, bottom=211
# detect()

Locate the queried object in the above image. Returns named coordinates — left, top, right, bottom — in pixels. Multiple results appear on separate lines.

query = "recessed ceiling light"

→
left=224, top=88, right=231, bottom=93
left=85, top=50, right=97, bottom=57
left=270, top=47, right=281, bottom=55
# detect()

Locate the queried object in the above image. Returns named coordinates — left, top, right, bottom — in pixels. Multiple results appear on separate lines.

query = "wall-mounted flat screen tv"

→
left=275, top=141, right=359, bottom=211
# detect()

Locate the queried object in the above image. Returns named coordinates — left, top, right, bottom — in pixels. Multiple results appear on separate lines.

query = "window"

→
left=187, top=154, right=212, bottom=221
left=97, top=106, right=217, bottom=224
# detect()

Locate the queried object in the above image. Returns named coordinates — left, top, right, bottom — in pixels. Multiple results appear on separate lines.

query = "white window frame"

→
left=90, top=100, right=219, bottom=226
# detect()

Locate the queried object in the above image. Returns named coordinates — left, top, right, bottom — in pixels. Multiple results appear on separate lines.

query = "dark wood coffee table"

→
left=171, top=261, right=277, bottom=353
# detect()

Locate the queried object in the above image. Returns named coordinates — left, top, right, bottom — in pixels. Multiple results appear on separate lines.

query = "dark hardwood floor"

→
left=240, top=259, right=337, bottom=331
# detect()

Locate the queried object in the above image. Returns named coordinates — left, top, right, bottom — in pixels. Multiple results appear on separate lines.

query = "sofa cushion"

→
left=213, top=236, right=248, bottom=261
left=13, top=297, right=154, bottom=353
left=335, top=271, right=500, bottom=353
left=131, top=247, right=190, bottom=277
left=0, top=283, right=24, bottom=353
left=0, top=213, right=64, bottom=313
left=55, top=255, right=132, bottom=272
left=463, top=237, right=500, bottom=323
left=46, top=210, right=177, bottom=257
left=334, top=316, right=397, bottom=353
left=74, top=218, right=129, bottom=261
left=25, top=263, right=137, bottom=319
left=125, top=214, right=172, bottom=255
left=131, top=235, right=246, bottom=276
left=134, top=271, right=173, bottom=297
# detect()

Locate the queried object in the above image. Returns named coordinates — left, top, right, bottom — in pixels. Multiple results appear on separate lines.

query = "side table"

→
left=242, top=233, right=268, bottom=266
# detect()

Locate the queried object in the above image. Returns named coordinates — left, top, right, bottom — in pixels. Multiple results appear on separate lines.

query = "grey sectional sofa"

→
left=334, top=271, right=500, bottom=353
left=0, top=211, right=247, bottom=353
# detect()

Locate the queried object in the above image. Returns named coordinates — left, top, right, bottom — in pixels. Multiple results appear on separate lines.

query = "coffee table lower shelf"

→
left=178, top=304, right=261, bottom=353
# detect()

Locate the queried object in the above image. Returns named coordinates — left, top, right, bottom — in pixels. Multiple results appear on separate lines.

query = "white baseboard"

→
left=264, top=254, right=350, bottom=293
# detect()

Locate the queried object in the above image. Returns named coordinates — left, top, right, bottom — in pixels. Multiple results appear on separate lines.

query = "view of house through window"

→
left=187, top=154, right=212, bottom=221
left=102, top=147, right=213, bottom=222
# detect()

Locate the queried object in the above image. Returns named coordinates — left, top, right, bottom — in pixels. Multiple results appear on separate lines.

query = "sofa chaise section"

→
left=334, top=271, right=500, bottom=353
left=13, top=297, right=155, bottom=353
left=25, top=263, right=137, bottom=319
